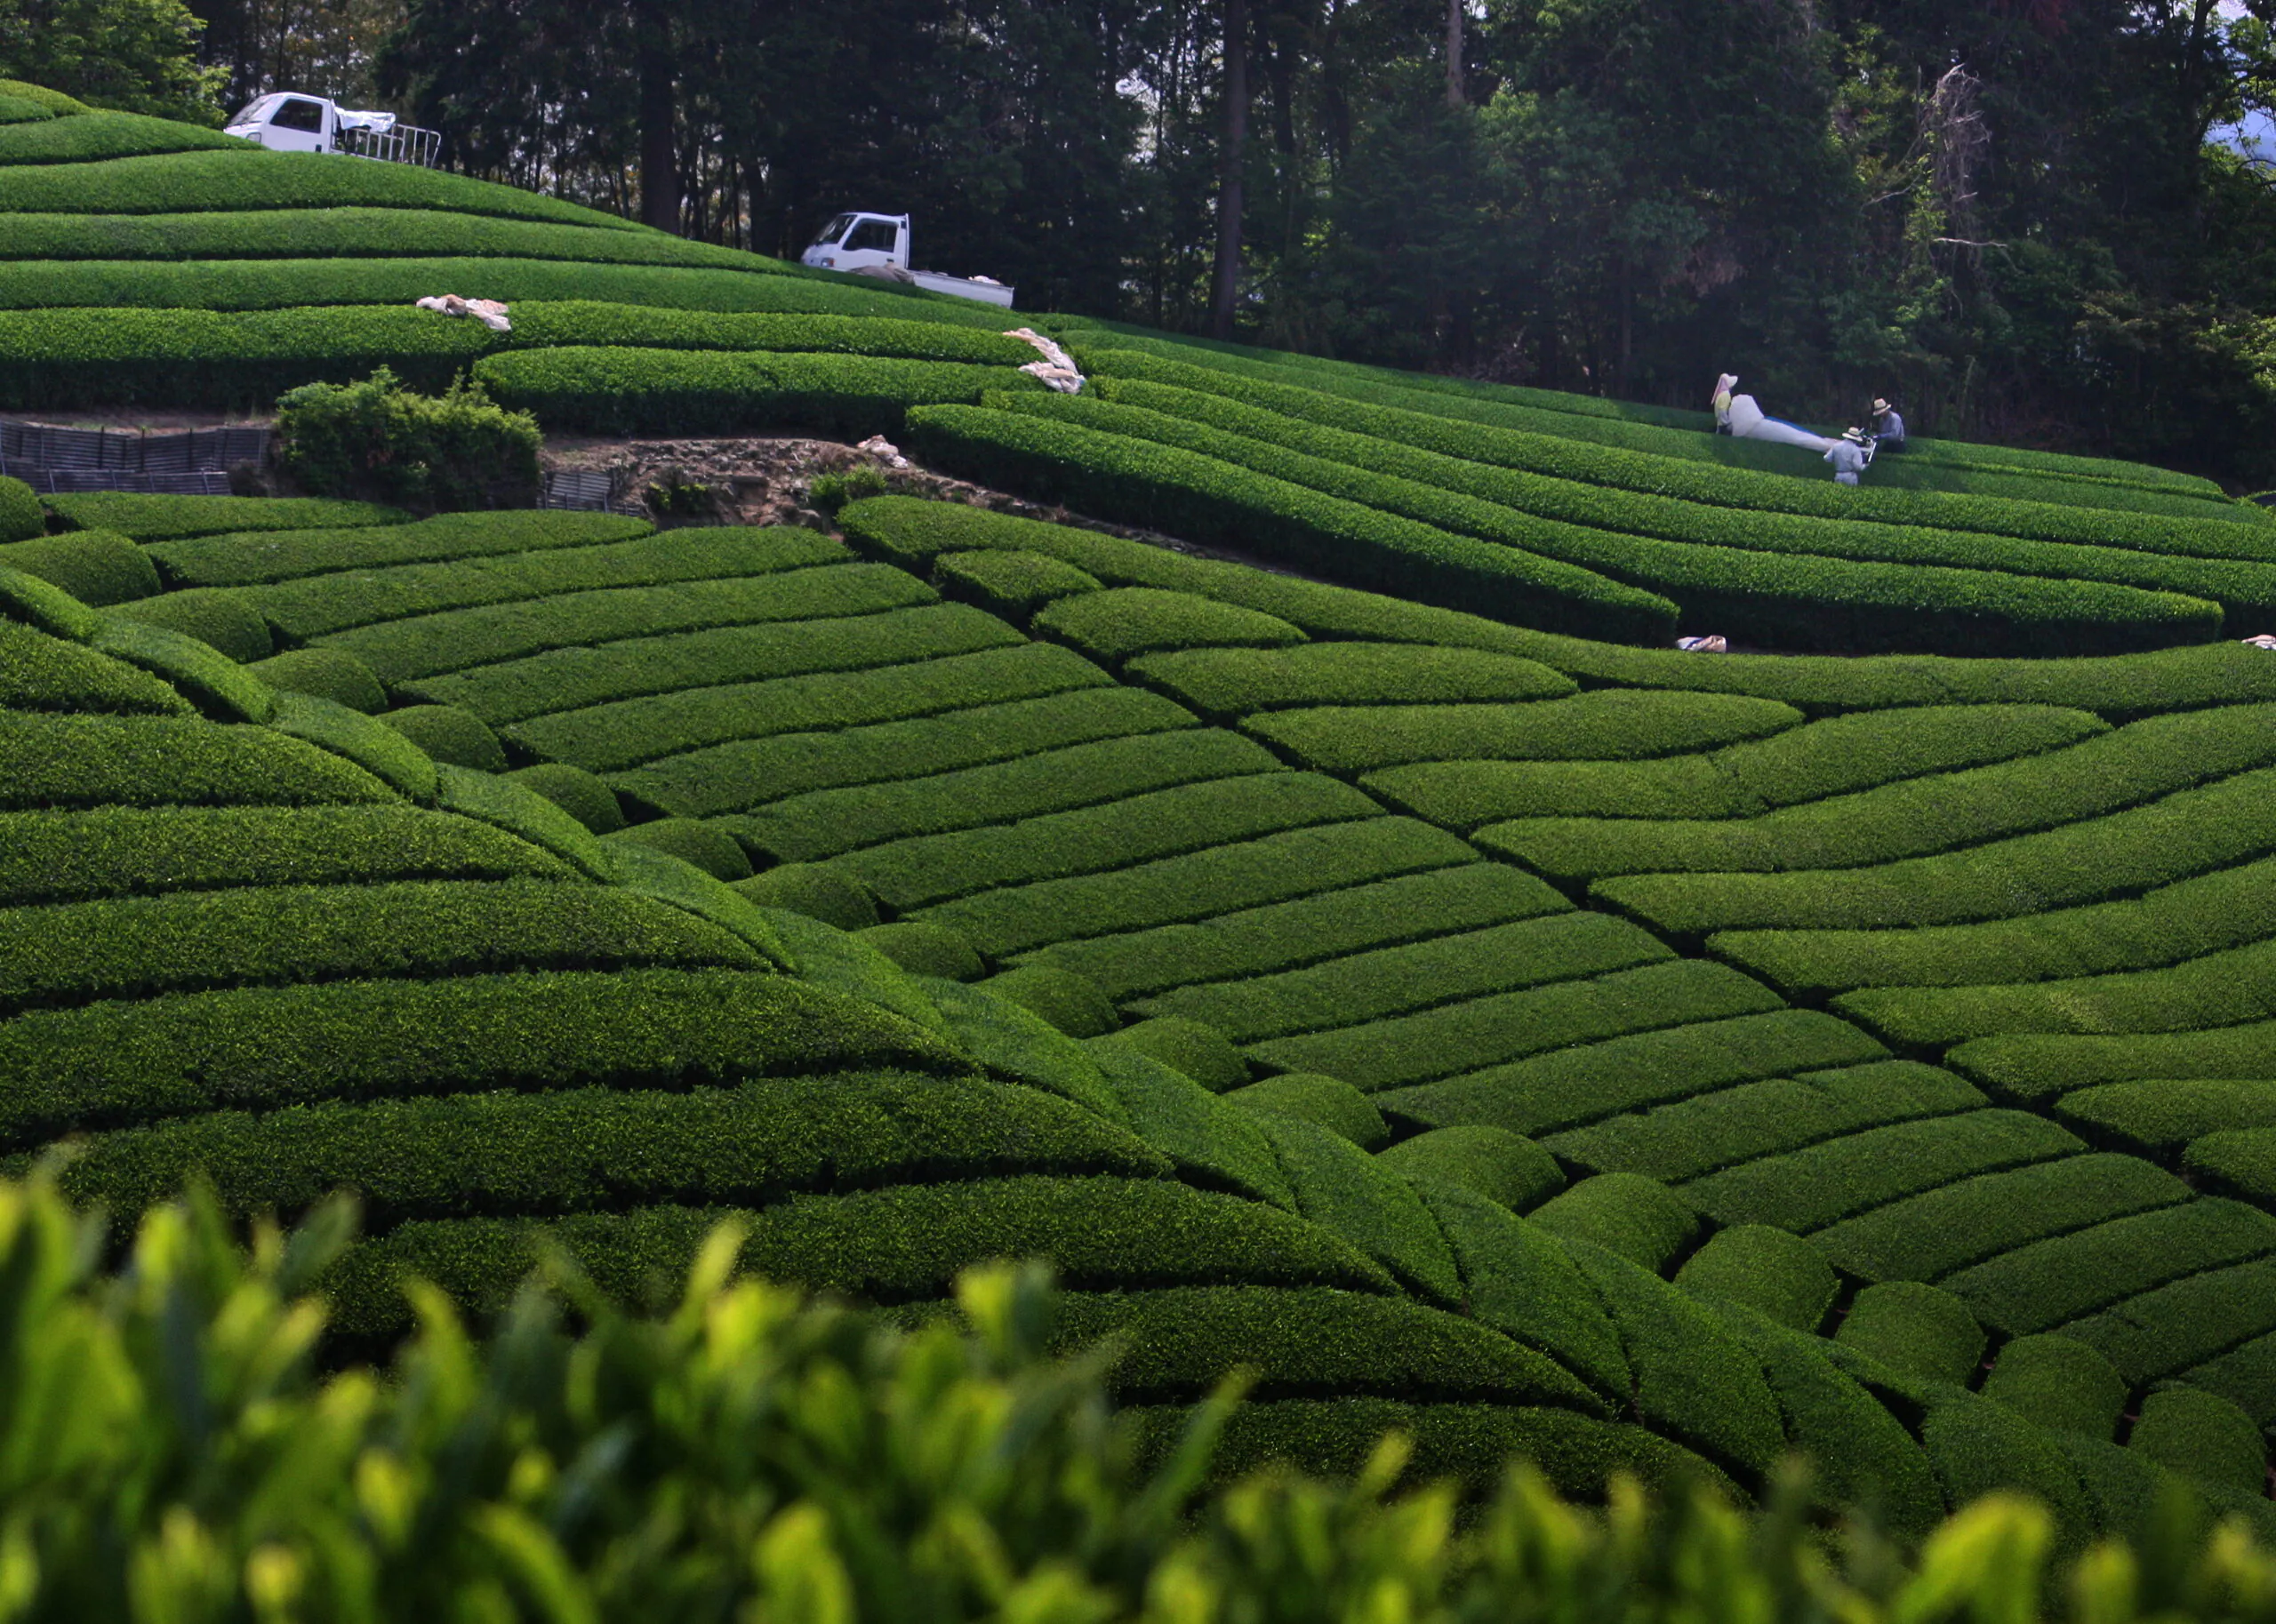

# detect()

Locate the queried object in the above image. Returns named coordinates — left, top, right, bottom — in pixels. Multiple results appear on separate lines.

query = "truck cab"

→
left=802, top=212, right=911, bottom=275
left=224, top=94, right=441, bottom=166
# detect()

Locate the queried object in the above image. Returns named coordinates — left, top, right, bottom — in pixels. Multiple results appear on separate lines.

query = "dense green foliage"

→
left=276, top=366, right=541, bottom=512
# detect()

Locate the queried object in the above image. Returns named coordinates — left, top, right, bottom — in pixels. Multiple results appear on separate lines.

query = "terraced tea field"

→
left=12, top=78, right=2276, bottom=1537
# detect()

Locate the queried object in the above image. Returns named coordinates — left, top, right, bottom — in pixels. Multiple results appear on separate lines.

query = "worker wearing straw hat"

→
left=1869, top=397, right=1907, bottom=452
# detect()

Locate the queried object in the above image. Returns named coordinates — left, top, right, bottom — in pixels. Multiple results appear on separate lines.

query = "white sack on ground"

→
left=1725, top=394, right=1835, bottom=452
left=1006, top=327, right=1085, bottom=394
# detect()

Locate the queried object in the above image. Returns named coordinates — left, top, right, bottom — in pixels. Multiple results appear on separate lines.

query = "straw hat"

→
left=1871, top=398, right=1891, bottom=414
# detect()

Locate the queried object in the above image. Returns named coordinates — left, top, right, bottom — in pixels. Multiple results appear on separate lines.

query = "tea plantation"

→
left=11, top=81, right=2276, bottom=1543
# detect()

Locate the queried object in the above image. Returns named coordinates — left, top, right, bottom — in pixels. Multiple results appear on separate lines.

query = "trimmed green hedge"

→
left=1135, top=912, right=1671, bottom=1045
left=735, top=862, right=876, bottom=929
left=923, top=817, right=1478, bottom=959
left=2057, top=1078, right=2276, bottom=1155
left=1080, top=348, right=2266, bottom=547
left=932, top=548, right=1102, bottom=619
left=0, top=257, right=1014, bottom=325
left=1067, top=381, right=2271, bottom=607
left=1951, top=1021, right=2276, bottom=1102
left=622, top=685, right=1190, bottom=820
left=1935, top=1197, right=2276, bottom=1336
left=1025, top=862, right=1563, bottom=1002
left=0, top=710, right=389, bottom=810
left=1414, top=1180, right=1631, bottom=1398
left=0, top=110, right=247, bottom=164
left=733, top=727, right=1278, bottom=864
left=1257, top=690, right=1804, bottom=776
left=605, top=817, right=753, bottom=882
left=1673, top=1224, right=1838, bottom=1332
left=1497, top=702, right=2276, bottom=884
left=43, top=1072, right=1167, bottom=1228
left=836, top=771, right=1380, bottom=911
left=1679, top=1110, right=2086, bottom=1232
left=899, top=406, right=1680, bottom=643
left=1528, top=1172, right=1701, bottom=1273
left=1032, top=586, right=1308, bottom=663
left=998, top=392, right=2226, bottom=656
left=1224, top=1073, right=1388, bottom=1147
left=1380, top=1009, right=1887, bottom=1138
left=515, top=644, right=1110, bottom=774
left=1253, top=1114, right=1463, bottom=1302
left=105, top=587, right=272, bottom=661
left=0, top=529, right=158, bottom=605
left=1713, top=851, right=2276, bottom=996
left=859, top=920, right=985, bottom=980
left=149, top=509, right=654, bottom=589
left=1605, top=765, right=2276, bottom=936
left=1835, top=933, right=2276, bottom=1049
left=1377, top=1125, right=1566, bottom=1212
left=1247, top=958, right=1787, bottom=1093
left=1131, top=641, right=1575, bottom=716
left=0, top=474, right=39, bottom=541
left=2184, top=1128, right=2276, bottom=1204
left=406, top=600, right=1009, bottom=727
left=1099, top=1015, right=1252, bottom=1092
left=381, top=702, right=504, bottom=771
left=0, top=94, right=53, bottom=124
left=0, top=620, right=191, bottom=716
left=1085, top=1042, right=1289, bottom=1205
left=1542, top=1060, right=1984, bottom=1184
left=45, top=492, right=406, bottom=539
left=1834, top=1283, right=1986, bottom=1386
left=506, top=762, right=624, bottom=833
left=977, top=964, right=1118, bottom=1037
left=0, top=967, right=959, bottom=1147
left=246, top=647, right=388, bottom=713
left=0, top=148, right=639, bottom=226
left=472, top=348, right=1039, bottom=437
left=1803, top=1151, right=2187, bottom=1284
left=2059, top=1255, right=2276, bottom=1390
left=265, top=692, right=438, bottom=800
left=1982, top=1334, right=2129, bottom=1439
left=2128, top=1386, right=2268, bottom=1493
left=0, top=803, right=565, bottom=907
left=1370, top=704, right=2107, bottom=829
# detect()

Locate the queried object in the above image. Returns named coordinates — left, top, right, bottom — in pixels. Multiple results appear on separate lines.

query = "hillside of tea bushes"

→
left=12, top=80, right=2276, bottom=1538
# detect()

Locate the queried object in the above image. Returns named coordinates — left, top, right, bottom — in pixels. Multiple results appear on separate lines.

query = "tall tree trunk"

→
left=637, top=4, right=678, bottom=234
left=1210, top=0, right=1248, bottom=340
left=1445, top=0, right=1464, bottom=108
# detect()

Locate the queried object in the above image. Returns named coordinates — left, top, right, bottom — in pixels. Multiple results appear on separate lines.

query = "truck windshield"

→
left=229, top=95, right=278, bottom=125
left=844, top=219, right=898, bottom=253
left=809, top=213, right=854, bottom=248
left=272, top=98, right=326, bottom=132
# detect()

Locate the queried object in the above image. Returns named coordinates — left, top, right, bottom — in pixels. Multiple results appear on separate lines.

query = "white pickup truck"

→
left=224, top=93, right=442, bottom=167
left=800, top=212, right=1016, bottom=308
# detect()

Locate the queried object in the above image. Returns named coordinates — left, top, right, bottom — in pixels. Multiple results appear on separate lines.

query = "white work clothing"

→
left=1871, top=408, right=1905, bottom=445
left=1824, top=439, right=1871, bottom=484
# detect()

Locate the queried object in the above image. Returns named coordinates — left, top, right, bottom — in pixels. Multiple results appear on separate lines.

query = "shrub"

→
left=1376, top=1125, right=1566, bottom=1211
left=0, top=93, right=53, bottom=123
left=1000, top=392, right=2224, bottom=656
left=0, top=79, right=87, bottom=113
left=1950, top=1021, right=2276, bottom=1102
left=149, top=509, right=653, bottom=589
left=87, top=617, right=275, bottom=722
left=1674, top=1226, right=1838, bottom=1332
left=977, top=964, right=1118, bottom=1038
left=1527, top=1173, right=1701, bottom=1273
left=0, top=109, right=245, bottom=164
left=903, top=405, right=1681, bottom=644
left=2184, top=1129, right=2276, bottom=1204
left=434, top=764, right=611, bottom=877
left=1982, top=1335, right=2130, bottom=1439
left=1776, top=1139, right=2188, bottom=1290
left=1224, top=1073, right=1388, bottom=1148
left=1102, top=1014, right=1252, bottom=1092
left=734, top=727, right=1278, bottom=865
left=1255, top=689, right=1803, bottom=776
left=1379, top=1009, right=1887, bottom=1138
left=103, top=587, right=272, bottom=661
left=0, top=619, right=189, bottom=715
left=808, top=462, right=889, bottom=514
left=1254, top=1115, right=1463, bottom=1303
left=1132, top=641, right=1575, bottom=717
left=0, top=475, right=40, bottom=541
left=733, top=861, right=878, bottom=930
left=1836, top=1283, right=1987, bottom=1386
left=2057, top=1078, right=2276, bottom=1154
left=1033, top=586, right=1309, bottom=663
left=1028, top=862, right=1566, bottom=1002
left=1935, top=1198, right=2276, bottom=1337
left=933, top=547, right=1102, bottom=618
left=1086, top=1042, right=1292, bottom=1208
left=505, top=762, right=624, bottom=833
left=276, top=367, right=541, bottom=513
left=1246, top=959, right=1786, bottom=1094
left=923, top=817, right=1479, bottom=959
left=836, top=771, right=1381, bottom=912
left=1681, top=1110, right=2083, bottom=1233
left=857, top=921, right=986, bottom=981
left=473, top=348, right=1038, bottom=438
left=44, top=492, right=406, bottom=539
left=245, top=647, right=388, bottom=713
left=380, top=702, right=505, bottom=771
left=0, top=529, right=156, bottom=604
left=2128, top=1386, right=2268, bottom=1494
left=604, top=817, right=753, bottom=882
left=628, top=685, right=1188, bottom=821
left=0, top=804, right=566, bottom=908
left=266, top=692, right=439, bottom=802
left=1140, top=912, right=1671, bottom=1046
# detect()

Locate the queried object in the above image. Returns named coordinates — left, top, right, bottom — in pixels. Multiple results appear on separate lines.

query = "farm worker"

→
left=1824, top=428, right=1875, bottom=486
left=1870, top=397, right=1907, bottom=452
left=1711, top=374, right=1738, bottom=433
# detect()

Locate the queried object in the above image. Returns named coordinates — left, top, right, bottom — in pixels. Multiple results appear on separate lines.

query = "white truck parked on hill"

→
left=800, top=212, right=1016, bottom=308
left=224, top=93, right=442, bottom=167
